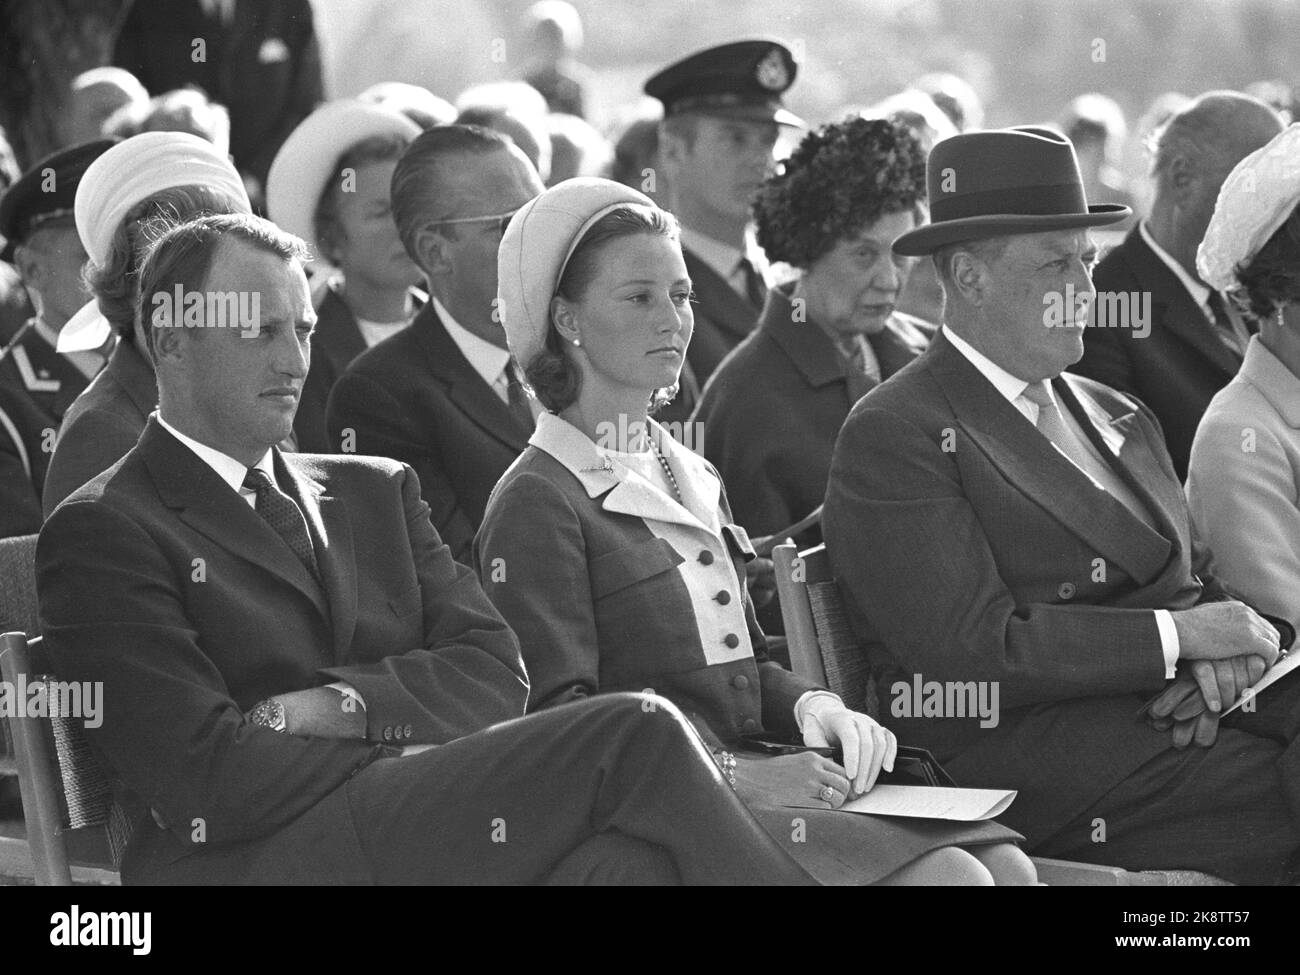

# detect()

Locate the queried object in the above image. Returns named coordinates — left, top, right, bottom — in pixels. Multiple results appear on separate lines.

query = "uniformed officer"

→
left=0, top=139, right=114, bottom=534
left=645, top=39, right=804, bottom=386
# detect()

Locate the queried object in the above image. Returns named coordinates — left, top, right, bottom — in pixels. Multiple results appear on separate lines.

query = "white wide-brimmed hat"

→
left=496, top=177, right=658, bottom=369
left=1198, top=123, right=1300, bottom=293
left=266, top=99, right=421, bottom=250
left=60, top=130, right=250, bottom=352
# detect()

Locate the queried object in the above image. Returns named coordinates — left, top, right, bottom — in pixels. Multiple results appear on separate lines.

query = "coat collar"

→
left=1120, top=226, right=1241, bottom=376
left=528, top=411, right=722, bottom=532
left=408, top=303, right=530, bottom=452
left=924, top=333, right=1179, bottom=585
left=104, top=337, right=159, bottom=421
left=1238, top=336, right=1300, bottom=428
left=762, top=284, right=933, bottom=393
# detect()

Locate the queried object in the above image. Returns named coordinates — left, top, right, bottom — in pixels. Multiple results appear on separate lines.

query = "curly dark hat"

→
left=753, top=115, right=927, bottom=269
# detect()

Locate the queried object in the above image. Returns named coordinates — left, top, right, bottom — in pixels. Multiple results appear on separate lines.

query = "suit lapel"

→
left=1124, top=231, right=1241, bottom=377
left=412, top=306, right=529, bottom=452
left=683, top=248, right=760, bottom=341
left=143, top=420, right=332, bottom=622
left=278, top=454, right=357, bottom=662
left=1056, top=375, right=1188, bottom=545
left=927, top=336, right=1172, bottom=585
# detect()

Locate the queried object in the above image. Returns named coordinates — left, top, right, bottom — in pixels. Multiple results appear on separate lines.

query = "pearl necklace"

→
left=649, top=436, right=683, bottom=504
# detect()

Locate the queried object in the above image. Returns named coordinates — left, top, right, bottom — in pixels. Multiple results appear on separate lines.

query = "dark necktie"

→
left=737, top=257, right=767, bottom=311
left=1206, top=291, right=1247, bottom=356
left=242, top=467, right=320, bottom=579
left=504, top=360, right=536, bottom=434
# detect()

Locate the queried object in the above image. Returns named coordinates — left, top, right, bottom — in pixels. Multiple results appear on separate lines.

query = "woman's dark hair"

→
left=524, top=203, right=682, bottom=414
left=85, top=183, right=246, bottom=341
left=1236, top=204, right=1300, bottom=321
left=754, top=115, right=927, bottom=269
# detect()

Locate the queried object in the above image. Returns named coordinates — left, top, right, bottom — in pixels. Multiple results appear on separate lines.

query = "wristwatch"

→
left=248, top=698, right=287, bottom=733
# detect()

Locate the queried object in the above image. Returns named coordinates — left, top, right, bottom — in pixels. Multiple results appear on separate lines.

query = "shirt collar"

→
left=1139, top=219, right=1211, bottom=311
left=941, top=324, right=1034, bottom=405
left=431, top=295, right=510, bottom=388
left=678, top=224, right=770, bottom=283
left=156, top=411, right=273, bottom=494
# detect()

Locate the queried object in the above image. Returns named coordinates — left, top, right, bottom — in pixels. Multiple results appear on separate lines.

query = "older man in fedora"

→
left=822, top=126, right=1300, bottom=884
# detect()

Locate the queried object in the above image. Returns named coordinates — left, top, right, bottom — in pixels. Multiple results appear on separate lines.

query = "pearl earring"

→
left=572, top=338, right=581, bottom=347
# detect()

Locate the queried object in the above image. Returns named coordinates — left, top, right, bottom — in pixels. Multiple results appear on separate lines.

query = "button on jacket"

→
left=474, top=412, right=821, bottom=745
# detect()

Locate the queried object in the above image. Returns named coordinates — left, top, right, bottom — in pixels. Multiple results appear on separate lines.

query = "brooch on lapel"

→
left=579, top=458, right=615, bottom=474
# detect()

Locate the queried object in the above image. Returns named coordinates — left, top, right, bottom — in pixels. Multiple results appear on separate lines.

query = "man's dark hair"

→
left=390, top=123, right=514, bottom=262
left=136, top=212, right=309, bottom=361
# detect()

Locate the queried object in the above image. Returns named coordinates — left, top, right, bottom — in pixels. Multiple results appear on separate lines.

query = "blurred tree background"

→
left=314, top=0, right=1300, bottom=134
left=3, top=0, right=1296, bottom=174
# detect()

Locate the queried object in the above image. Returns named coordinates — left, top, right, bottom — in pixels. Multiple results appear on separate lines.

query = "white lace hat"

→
left=1198, top=123, right=1300, bottom=292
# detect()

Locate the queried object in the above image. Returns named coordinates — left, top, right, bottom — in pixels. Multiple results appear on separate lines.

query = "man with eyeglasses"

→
left=0, top=139, right=114, bottom=536
left=327, top=125, right=545, bottom=562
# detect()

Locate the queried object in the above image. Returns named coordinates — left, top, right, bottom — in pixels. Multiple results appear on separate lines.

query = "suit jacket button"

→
left=714, top=590, right=731, bottom=605
left=698, top=549, right=715, bottom=565
left=382, top=726, right=393, bottom=741
left=723, top=633, right=740, bottom=649
left=741, top=718, right=759, bottom=732
left=731, top=674, right=749, bottom=690
left=1058, top=582, right=1076, bottom=599
left=403, top=723, right=413, bottom=738
left=394, top=726, right=405, bottom=740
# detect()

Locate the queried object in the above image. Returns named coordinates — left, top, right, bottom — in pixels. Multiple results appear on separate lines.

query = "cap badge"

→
left=755, top=48, right=789, bottom=91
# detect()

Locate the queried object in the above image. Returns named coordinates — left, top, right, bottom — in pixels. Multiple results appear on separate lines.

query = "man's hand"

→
left=1173, top=602, right=1281, bottom=665
left=1144, top=654, right=1267, bottom=747
left=745, top=555, right=777, bottom=609
left=802, top=707, right=898, bottom=796
left=257, top=687, right=367, bottom=739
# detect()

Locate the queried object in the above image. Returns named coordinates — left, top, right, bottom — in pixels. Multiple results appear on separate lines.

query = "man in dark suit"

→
left=1076, top=92, right=1283, bottom=480
left=36, top=211, right=814, bottom=886
left=823, top=127, right=1300, bottom=885
left=646, top=40, right=804, bottom=387
left=112, top=0, right=323, bottom=195
left=327, top=126, right=545, bottom=564
left=0, top=140, right=114, bottom=533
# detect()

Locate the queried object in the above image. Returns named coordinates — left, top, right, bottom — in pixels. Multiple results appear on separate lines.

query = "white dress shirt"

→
left=432, top=296, right=511, bottom=400
left=942, top=325, right=1180, bottom=676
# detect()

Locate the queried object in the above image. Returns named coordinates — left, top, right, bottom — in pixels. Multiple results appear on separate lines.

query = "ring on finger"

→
left=819, top=785, right=836, bottom=803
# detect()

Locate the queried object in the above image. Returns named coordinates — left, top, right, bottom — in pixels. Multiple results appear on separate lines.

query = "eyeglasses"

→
left=424, top=209, right=520, bottom=237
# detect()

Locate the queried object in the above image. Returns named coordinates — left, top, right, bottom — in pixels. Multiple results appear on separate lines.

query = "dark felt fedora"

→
left=893, top=126, right=1131, bottom=256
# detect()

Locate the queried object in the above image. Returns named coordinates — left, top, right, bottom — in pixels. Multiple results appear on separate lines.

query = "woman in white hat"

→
left=43, top=131, right=251, bottom=513
left=1187, top=124, right=1300, bottom=638
left=476, top=177, right=1035, bottom=885
left=266, top=100, right=423, bottom=453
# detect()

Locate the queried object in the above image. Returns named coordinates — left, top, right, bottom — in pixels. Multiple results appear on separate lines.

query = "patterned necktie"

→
left=736, top=257, right=768, bottom=310
left=1020, top=381, right=1154, bottom=526
left=242, top=467, right=320, bottom=579
left=504, top=360, right=536, bottom=434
